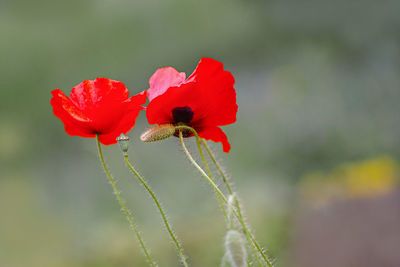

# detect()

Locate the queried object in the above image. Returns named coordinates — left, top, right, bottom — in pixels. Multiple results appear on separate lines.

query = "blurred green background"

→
left=1, top=0, right=400, bottom=266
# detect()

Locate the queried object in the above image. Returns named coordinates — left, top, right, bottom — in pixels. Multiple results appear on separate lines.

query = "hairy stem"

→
left=178, top=131, right=273, bottom=267
left=175, top=125, right=228, bottom=218
left=123, top=155, right=189, bottom=267
left=201, top=139, right=233, bottom=195
left=95, top=136, right=157, bottom=267
left=201, top=139, right=265, bottom=266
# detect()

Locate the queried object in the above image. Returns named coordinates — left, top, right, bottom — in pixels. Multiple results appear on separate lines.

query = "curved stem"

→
left=179, top=130, right=229, bottom=203
left=178, top=131, right=273, bottom=267
left=175, top=125, right=228, bottom=218
left=96, top=136, right=157, bottom=267
left=123, top=155, right=189, bottom=267
left=201, top=139, right=233, bottom=195
left=201, top=139, right=264, bottom=266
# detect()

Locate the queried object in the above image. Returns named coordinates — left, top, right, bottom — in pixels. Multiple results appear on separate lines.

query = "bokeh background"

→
left=1, top=0, right=400, bottom=266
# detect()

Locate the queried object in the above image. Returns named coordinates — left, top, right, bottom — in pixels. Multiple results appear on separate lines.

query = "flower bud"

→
left=224, top=230, right=247, bottom=267
left=116, top=133, right=130, bottom=155
left=140, top=124, right=175, bottom=142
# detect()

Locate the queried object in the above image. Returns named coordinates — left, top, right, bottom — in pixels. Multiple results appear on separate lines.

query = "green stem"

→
left=201, top=139, right=265, bottom=267
left=201, top=139, right=233, bottom=195
left=123, top=155, right=189, bottom=267
left=234, top=198, right=265, bottom=267
left=96, top=136, right=157, bottom=267
left=177, top=126, right=262, bottom=266
left=178, top=131, right=273, bottom=267
left=179, top=130, right=229, bottom=204
left=175, top=125, right=228, bottom=219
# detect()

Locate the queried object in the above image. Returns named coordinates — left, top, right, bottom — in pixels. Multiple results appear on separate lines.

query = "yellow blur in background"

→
left=300, top=156, right=399, bottom=207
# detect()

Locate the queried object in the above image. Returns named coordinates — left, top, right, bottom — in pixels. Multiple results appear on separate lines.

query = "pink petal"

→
left=148, top=67, right=186, bottom=101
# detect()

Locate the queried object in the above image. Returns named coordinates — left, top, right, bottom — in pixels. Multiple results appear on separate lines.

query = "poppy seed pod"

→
left=116, top=133, right=130, bottom=155
left=140, top=124, right=176, bottom=142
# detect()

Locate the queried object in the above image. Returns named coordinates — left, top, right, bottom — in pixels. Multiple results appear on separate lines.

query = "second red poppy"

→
left=146, top=58, right=238, bottom=152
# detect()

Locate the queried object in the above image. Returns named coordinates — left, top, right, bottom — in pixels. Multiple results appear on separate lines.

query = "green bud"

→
left=116, top=133, right=130, bottom=155
left=140, top=124, right=175, bottom=142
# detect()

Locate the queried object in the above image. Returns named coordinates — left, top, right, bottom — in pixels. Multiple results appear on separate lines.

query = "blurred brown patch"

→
left=290, top=190, right=400, bottom=267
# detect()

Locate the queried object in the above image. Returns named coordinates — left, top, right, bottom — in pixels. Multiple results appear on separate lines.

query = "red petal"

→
left=148, top=67, right=186, bottom=101
left=71, top=78, right=132, bottom=134
left=50, top=89, right=95, bottom=137
left=51, top=78, right=145, bottom=145
left=198, top=126, right=231, bottom=153
left=69, top=78, right=129, bottom=112
left=147, top=58, right=237, bottom=126
left=98, top=91, right=147, bottom=145
left=146, top=81, right=209, bottom=125
left=187, top=58, right=237, bottom=127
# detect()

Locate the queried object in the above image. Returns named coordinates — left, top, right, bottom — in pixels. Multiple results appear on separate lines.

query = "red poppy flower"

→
left=51, top=77, right=146, bottom=145
left=146, top=58, right=237, bottom=152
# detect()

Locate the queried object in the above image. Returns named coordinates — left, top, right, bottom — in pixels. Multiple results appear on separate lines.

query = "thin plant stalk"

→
left=96, top=135, right=157, bottom=267
left=201, top=139, right=233, bottom=194
left=175, top=125, right=228, bottom=219
left=178, top=130, right=273, bottom=267
left=233, top=197, right=264, bottom=267
left=123, top=155, right=189, bottom=267
left=226, top=195, right=253, bottom=267
left=201, top=139, right=265, bottom=266
left=176, top=127, right=270, bottom=265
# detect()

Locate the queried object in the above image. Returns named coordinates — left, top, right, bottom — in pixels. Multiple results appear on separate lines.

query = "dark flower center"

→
left=172, top=106, right=194, bottom=137
left=172, top=106, right=194, bottom=124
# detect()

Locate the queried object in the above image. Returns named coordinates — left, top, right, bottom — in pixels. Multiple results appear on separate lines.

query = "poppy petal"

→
left=187, top=58, right=237, bottom=127
left=98, top=91, right=147, bottom=145
left=69, top=78, right=129, bottom=116
left=148, top=67, right=186, bottom=101
left=70, top=78, right=133, bottom=135
left=198, top=126, right=231, bottom=153
left=51, top=78, right=145, bottom=145
left=51, top=89, right=95, bottom=137
left=146, top=82, right=209, bottom=125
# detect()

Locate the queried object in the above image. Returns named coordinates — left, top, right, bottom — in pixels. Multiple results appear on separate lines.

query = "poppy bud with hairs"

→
left=140, top=124, right=176, bottom=142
